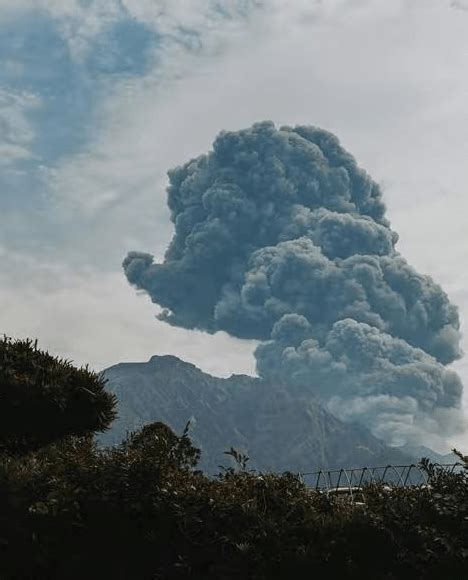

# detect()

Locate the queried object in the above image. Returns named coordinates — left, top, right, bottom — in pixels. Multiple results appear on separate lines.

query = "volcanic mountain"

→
left=100, top=355, right=412, bottom=473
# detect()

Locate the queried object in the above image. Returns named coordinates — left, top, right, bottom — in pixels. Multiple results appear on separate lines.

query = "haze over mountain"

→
left=101, top=354, right=412, bottom=474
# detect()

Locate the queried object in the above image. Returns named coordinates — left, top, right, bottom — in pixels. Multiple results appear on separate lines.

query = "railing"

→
left=299, top=463, right=464, bottom=500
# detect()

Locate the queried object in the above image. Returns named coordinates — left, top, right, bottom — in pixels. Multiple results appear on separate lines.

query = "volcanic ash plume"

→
left=123, top=121, right=464, bottom=448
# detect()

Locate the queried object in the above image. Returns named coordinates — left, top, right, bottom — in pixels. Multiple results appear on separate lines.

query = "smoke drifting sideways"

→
left=123, top=121, right=464, bottom=449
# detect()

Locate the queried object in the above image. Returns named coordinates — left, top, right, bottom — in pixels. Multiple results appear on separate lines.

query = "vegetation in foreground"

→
left=0, top=337, right=467, bottom=579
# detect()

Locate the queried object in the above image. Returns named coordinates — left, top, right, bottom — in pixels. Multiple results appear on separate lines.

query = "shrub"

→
left=0, top=424, right=467, bottom=579
left=0, top=337, right=116, bottom=454
left=0, top=338, right=467, bottom=578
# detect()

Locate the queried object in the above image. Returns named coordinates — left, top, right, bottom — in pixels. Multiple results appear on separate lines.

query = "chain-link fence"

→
left=299, top=463, right=463, bottom=500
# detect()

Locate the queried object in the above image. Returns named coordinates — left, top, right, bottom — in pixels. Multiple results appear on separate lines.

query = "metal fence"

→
left=299, top=463, right=464, bottom=499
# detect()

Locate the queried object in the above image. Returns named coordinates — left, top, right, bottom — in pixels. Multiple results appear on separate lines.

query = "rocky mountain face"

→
left=100, top=355, right=412, bottom=474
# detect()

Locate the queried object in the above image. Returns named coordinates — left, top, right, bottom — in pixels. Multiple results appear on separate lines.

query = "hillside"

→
left=99, top=355, right=412, bottom=473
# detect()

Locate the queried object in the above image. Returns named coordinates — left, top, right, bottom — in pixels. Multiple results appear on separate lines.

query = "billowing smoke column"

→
left=124, top=122, right=464, bottom=448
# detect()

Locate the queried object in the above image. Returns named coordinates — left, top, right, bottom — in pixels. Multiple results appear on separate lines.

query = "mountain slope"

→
left=100, top=355, right=411, bottom=473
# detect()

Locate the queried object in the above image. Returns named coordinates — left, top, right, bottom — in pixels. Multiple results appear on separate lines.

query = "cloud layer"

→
left=124, top=122, right=464, bottom=448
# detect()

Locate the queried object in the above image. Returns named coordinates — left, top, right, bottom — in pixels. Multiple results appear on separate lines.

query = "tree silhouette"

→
left=0, top=337, right=116, bottom=454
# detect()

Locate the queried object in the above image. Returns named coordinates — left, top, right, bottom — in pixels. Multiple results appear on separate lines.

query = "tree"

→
left=0, top=337, right=116, bottom=454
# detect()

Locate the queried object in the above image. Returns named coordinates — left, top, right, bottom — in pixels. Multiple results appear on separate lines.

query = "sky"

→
left=1, top=0, right=468, bottom=449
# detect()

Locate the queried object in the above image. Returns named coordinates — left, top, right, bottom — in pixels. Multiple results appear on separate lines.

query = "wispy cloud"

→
left=451, top=0, right=468, bottom=11
left=0, top=0, right=262, bottom=240
left=0, top=89, right=40, bottom=165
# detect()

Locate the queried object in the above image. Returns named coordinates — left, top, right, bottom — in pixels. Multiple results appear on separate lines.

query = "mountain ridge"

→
left=100, top=354, right=413, bottom=473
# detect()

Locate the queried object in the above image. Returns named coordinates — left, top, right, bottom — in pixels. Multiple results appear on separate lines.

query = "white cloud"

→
left=0, top=143, right=33, bottom=164
left=0, top=89, right=41, bottom=165
left=0, top=0, right=262, bottom=62
left=0, top=249, right=257, bottom=376
left=40, top=2, right=264, bottom=216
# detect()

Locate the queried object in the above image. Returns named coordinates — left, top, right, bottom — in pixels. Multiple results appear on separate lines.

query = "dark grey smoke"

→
left=123, top=121, right=464, bottom=448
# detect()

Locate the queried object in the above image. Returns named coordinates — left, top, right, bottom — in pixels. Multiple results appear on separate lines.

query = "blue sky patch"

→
left=0, top=10, right=157, bottom=167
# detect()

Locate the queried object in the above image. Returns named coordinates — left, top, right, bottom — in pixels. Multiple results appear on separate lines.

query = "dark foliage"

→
left=0, top=337, right=116, bottom=454
left=1, top=340, right=467, bottom=579
left=0, top=425, right=467, bottom=579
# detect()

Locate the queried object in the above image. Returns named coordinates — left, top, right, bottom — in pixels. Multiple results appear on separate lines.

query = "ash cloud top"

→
left=124, top=121, right=464, bottom=448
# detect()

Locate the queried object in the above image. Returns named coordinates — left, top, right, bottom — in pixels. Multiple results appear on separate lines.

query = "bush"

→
left=0, top=337, right=116, bottom=454
left=0, top=424, right=467, bottom=579
left=0, top=338, right=467, bottom=578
